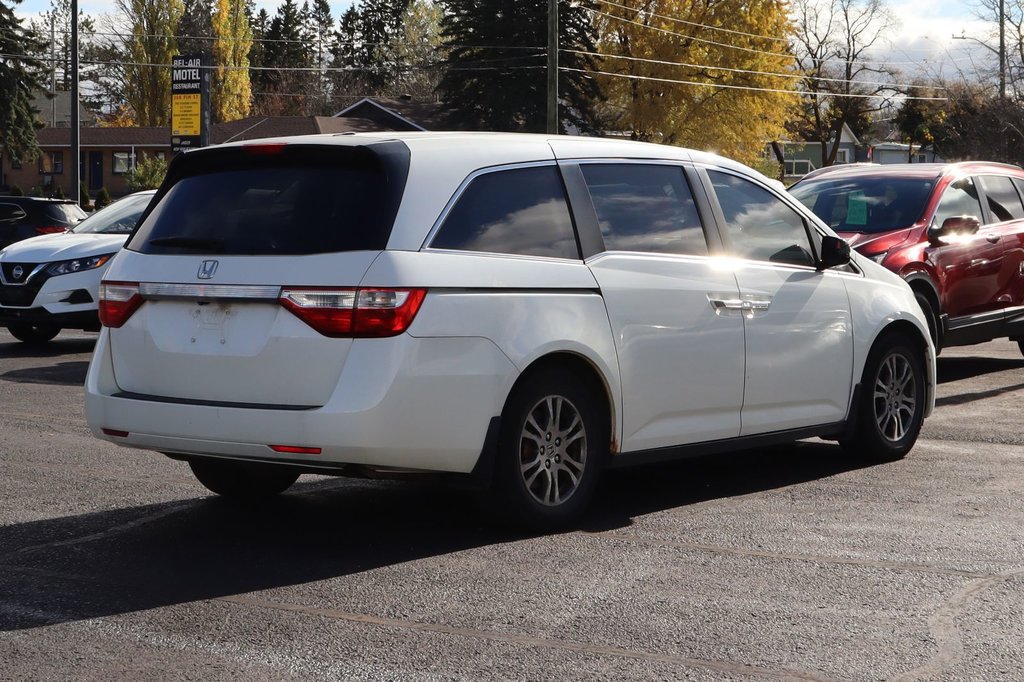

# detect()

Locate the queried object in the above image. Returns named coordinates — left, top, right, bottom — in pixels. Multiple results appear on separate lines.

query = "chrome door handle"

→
left=708, top=297, right=745, bottom=311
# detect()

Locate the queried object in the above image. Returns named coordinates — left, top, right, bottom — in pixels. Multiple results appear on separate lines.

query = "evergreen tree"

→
left=212, top=0, right=252, bottom=121
left=0, top=0, right=46, bottom=161
left=178, top=0, right=214, bottom=55
left=437, top=0, right=602, bottom=133
left=305, top=0, right=334, bottom=113
left=260, top=0, right=311, bottom=114
left=330, top=0, right=411, bottom=102
left=30, top=0, right=96, bottom=93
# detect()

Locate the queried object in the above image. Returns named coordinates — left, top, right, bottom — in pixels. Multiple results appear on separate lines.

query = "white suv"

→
left=85, top=133, right=935, bottom=529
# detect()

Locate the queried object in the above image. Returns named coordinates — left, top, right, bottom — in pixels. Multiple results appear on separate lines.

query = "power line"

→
left=562, top=67, right=948, bottom=100
left=593, top=0, right=790, bottom=44
left=565, top=49, right=946, bottom=91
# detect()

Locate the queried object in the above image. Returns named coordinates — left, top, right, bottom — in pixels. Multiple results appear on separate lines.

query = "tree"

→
left=178, top=0, right=214, bottom=55
left=594, top=0, right=796, bottom=163
left=116, top=0, right=184, bottom=126
left=0, top=0, right=46, bottom=162
left=212, top=0, right=252, bottom=121
left=917, top=82, right=1024, bottom=163
left=257, top=0, right=311, bottom=115
left=790, top=0, right=897, bottom=167
left=330, top=0, right=412, bottom=103
left=894, top=84, right=945, bottom=161
left=304, top=0, right=334, bottom=113
left=125, top=153, right=169, bottom=191
left=438, top=0, right=603, bottom=133
left=392, top=0, right=445, bottom=100
left=29, top=0, right=97, bottom=93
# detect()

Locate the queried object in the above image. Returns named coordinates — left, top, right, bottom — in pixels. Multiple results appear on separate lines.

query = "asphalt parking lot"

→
left=1, top=329, right=1022, bottom=681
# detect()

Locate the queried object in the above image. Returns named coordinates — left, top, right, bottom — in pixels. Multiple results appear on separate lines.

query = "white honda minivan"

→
left=85, top=133, right=935, bottom=529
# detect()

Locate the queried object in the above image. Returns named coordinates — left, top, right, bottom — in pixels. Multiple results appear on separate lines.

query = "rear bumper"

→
left=85, top=329, right=517, bottom=474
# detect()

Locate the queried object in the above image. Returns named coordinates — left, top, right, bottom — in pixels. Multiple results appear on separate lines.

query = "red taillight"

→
left=279, top=287, right=426, bottom=338
left=243, top=142, right=288, bottom=156
left=269, top=444, right=322, bottom=455
left=35, top=225, right=66, bottom=234
left=98, top=281, right=144, bottom=328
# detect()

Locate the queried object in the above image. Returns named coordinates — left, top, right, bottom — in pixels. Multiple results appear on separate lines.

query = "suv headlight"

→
left=45, top=253, right=114, bottom=276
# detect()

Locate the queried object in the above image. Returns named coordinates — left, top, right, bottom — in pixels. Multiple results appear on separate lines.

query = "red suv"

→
left=790, top=163, right=1024, bottom=354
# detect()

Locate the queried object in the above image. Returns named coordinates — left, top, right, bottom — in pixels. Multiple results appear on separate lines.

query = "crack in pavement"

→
left=217, top=593, right=839, bottom=682
left=889, top=567, right=1024, bottom=681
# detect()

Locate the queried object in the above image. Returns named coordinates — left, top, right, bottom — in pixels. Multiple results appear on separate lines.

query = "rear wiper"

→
left=147, top=236, right=225, bottom=251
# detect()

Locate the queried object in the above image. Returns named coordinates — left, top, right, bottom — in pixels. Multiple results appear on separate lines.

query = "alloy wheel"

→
left=872, top=351, right=918, bottom=442
left=518, top=395, right=587, bottom=506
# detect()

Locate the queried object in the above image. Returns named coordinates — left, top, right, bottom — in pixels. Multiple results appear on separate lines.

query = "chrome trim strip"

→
left=138, top=283, right=282, bottom=301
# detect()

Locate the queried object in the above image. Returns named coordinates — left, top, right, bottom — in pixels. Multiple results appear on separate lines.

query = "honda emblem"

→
left=197, top=260, right=218, bottom=280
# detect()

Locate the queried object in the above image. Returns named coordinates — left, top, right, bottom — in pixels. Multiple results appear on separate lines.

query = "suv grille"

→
left=0, top=263, right=47, bottom=307
left=1, top=262, right=38, bottom=284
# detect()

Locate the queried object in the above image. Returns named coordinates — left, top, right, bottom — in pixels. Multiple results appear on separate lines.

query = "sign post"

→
left=171, top=53, right=210, bottom=155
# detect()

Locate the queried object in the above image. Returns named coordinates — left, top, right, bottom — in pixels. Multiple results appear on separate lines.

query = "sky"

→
left=10, top=0, right=1004, bottom=83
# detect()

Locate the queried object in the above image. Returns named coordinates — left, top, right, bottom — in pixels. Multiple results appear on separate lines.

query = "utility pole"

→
left=546, top=0, right=558, bottom=134
left=71, top=0, right=80, bottom=204
left=50, top=16, right=56, bottom=127
left=999, top=0, right=1006, bottom=99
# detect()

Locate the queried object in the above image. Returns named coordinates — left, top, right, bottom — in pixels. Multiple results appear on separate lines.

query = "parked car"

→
left=0, top=190, right=156, bottom=344
left=85, top=133, right=935, bottom=529
left=789, top=162, right=1024, bottom=354
left=0, top=196, right=88, bottom=249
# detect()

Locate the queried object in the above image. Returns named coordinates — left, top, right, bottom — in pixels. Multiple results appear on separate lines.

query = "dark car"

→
left=789, top=162, right=1024, bottom=354
left=0, top=197, right=88, bottom=249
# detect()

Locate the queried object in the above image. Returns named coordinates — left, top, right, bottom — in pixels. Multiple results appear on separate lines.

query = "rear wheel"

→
left=490, top=368, right=608, bottom=531
left=840, top=333, right=926, bottom=462
left=189, top=458, right=300, bottom=498
left=7, top=324, right=60, bottom=345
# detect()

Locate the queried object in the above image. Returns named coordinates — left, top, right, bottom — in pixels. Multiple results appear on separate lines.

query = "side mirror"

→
left=928, top=215, right=980, bottom=245
left=817, top=235, right=851, bottom=270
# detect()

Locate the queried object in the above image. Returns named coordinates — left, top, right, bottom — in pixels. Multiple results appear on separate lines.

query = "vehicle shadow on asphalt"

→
left=0, top=336, right=96, bottom=359
left=0, top=361, right=89, bottom=386
left=936, top=354, right=1024, bottom=383
left=0, top=440, right=864, bottom=632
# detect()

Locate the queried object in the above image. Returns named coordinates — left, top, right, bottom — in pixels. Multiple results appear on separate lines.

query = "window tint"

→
left=72, top=193, right=152, bottom=234
left=131, top=155, right=400, bottom=256
left=580, top=164, right=707, bottom=256
left=933, top=177, right=984, bottom=227
left=709, top=170, right=815, bottom=267
left=979, top=175, right=1024, bottom=222
left=432, top=166, right=578, bottom=259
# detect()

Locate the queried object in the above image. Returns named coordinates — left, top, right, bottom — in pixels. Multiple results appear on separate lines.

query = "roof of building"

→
left=334, top=97, right=451, bottom=130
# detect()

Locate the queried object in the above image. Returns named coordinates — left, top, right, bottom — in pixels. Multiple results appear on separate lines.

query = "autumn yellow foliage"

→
left=212, top=0, right=253, bottom=122
left=594, top=0, right=799, bottom=165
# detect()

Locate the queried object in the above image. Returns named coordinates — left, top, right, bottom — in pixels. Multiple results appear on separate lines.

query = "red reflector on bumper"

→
left=102, top=428, right=129, bottom=437
left=269, top=444, right=322, bottom=455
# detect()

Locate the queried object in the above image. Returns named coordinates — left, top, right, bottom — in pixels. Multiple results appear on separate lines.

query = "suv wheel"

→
left=490, top=369, right=607, bottom=531
left=189, top=458, right=300, bottom=498
left=7, top=324, right=60, bottom=345
left=841, top=333, right=925, bottom=462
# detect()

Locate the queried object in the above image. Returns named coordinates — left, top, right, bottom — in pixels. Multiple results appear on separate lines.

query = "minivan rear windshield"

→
left=127, top=143, right=408, bottom=255
left=789, top=176, right=936, bottom=233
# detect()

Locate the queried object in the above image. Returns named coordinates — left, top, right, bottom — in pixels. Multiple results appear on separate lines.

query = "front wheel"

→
left=189, top=458, right=300, bottom=499
left=7, top=324, right=60, bottom=344
left=914, top=292, right=941, bottom=354
left=489, top=368, right=608, bottom=531
left=840, top=333, right=926, bottom=462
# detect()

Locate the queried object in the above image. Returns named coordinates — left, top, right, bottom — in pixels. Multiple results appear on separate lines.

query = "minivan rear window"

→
left=128, top=144, right=407, bottom=255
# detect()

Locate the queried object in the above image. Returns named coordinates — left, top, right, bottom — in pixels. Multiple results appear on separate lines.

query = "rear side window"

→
left=431, top=166, right=579, bottom=260
left=709, top=170, right=815, bottom=267
left=130, top=146, right=404, bottom=256
left=979, top=175, right=1024, bottom=222
left=580, top=163, right=707, bottom=256
left=0, top=203, right=26, bottom=222
left=933, top=177, right=984, bottom=227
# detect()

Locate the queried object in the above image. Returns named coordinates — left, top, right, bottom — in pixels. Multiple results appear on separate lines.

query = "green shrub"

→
left=30, top=186, right=43, bottom=197
left=52, top=184, right=65, bottom=199
left=80, top=182, right=92, bottom=210
left=95, top=187, right=112, bottom=209
left=10, top=185, right=23, bottom=196
left=125, top=155, right=168, bottom=192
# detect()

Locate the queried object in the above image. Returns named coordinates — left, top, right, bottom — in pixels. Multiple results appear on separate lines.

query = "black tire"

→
left=914, top=292, right=941, bottom=354
left=489, top=368, right=608, bottom=531
left=189, top=458, right=300, bottom=499
left=7, top=324, right=60, bottom=345
left=840, top=333, right=926, bottom=462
